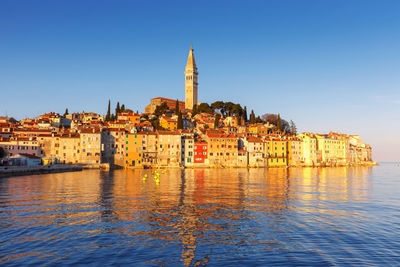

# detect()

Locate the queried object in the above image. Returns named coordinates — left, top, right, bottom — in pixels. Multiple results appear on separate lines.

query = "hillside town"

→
left=0, top=46, right=374, bottom=169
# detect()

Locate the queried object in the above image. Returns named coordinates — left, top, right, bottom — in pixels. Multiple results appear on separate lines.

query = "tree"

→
left=249, top=110, right=256, bottom=124
left=277, top=113, right=282, bottom=131
left=214, top=114, right=221, bottom=129
left=198, top=103, right=213, bottom=114
left=192, top=104, right=198, bottom=117
left=211, top=101, right=225, bottom=113
left=175, top=99, right=180, bottom=115
left=289, top=120, right=297, bottom=135
left=63, top=108, right=69, bottom=117
left=242, top=106, right=248, bottom=122
left=106, top=100, right=111, bottom=121
left=231, top=103, right=243, bottom=117
left=262, top=113, right=290, bottom=132
left=116, top=102, right=120, bottom=115
left=177, top=112, right=183, bottom=129
left=150, top=117, right=161, bottom=130
left=255, top=116, right=263, bottom=123
left=154, top=102, right=169, bottom=116
left=121, top=104, right=125, bottom=112
left=0, top=147, right=6, bottom=159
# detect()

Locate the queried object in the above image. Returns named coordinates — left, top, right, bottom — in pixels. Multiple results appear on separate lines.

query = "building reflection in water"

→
left=0, top=166, right=373, bottom=265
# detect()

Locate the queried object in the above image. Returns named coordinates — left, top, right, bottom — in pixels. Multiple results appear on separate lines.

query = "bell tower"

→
left=185, top=44, right=198, bottom=110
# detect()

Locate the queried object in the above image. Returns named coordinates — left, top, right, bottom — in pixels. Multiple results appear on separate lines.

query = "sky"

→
left=1, top=0, right=399, bottom=161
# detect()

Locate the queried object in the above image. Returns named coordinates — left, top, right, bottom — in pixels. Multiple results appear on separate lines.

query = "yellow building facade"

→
left=125, top=133, right=143, bottom=168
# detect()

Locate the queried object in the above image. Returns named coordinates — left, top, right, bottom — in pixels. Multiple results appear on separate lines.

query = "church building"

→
left=144, top=45, right=199, bottom=113
left=185, top=44, right=198, bottom=110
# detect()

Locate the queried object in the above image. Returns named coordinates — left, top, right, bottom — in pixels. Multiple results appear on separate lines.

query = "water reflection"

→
left=0, top=166, right=396, bottom=266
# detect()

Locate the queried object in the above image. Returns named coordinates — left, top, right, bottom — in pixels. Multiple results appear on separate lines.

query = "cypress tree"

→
left=192, top=104, right=198, bottom=117
left=63, top=108, right=69, bottom=117
left=177, top=112, right=183, bottom=129
left=121, top=104, right=125, bottom=112
left=277, top=113, right=282, bottom=131
left=250, top=110, right=255, bottom=124
left=175, top=99, right=180, bottom=115
left=116, top=102, right=120, bottom=115
left=243, top=106, right=248, bottom=122
left=214, top=114, right=221, bottom=129
left=106, top=100, right=111, bottom=121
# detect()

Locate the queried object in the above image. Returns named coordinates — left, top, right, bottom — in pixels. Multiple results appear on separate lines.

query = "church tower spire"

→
left=185, top=44, right=198, bottom=110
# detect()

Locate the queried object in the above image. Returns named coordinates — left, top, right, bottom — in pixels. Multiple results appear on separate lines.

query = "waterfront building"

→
left=181, top=133, right=194, bottom=167
left=125, top=132, right=143, bottom=168
left=141, top=132, right=158, bottom=167
left=264, top=137, right=287, bottom=167
left=157, top=131, right=181, bottom=167
left=298, top=133, right=318, bottom=166
left=244, top=136, right=266, bottom=167
left=206, top=133, right=239, bottom=167
left=37, top=133, right=57, bottom=161
left=194, top=139, right=208, bottom=165
left=58, top=133, right=80, bottom=164
left=79, top=128, right=101, bottom=164
left=315, top=132, right=346, bottom=165
left=0, top=136, right=43, bottom=158
left=8, top=153, right=41, bottom=166
left=287, top=137, right=304, bottom=166
left=101, top=128, right=126, bottom=167
left=347, top=135, right=372, bottom=163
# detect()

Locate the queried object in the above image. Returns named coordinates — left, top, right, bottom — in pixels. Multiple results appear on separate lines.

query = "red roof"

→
left=18, top=153, right=41, bottom=159
left=247, top=137, right=263, bottom=143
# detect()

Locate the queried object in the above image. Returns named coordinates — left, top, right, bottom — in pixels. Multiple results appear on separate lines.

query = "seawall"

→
left=0, top=165, right=83, bottom=178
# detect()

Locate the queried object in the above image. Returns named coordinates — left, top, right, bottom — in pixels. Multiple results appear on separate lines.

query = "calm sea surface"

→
left=0, top=164, right=399, bottom=266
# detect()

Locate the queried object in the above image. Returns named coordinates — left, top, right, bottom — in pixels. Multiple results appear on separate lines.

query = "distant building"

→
left=144, top=97, right=185, bottom=114
left=8, top=153, right=41, bottom=166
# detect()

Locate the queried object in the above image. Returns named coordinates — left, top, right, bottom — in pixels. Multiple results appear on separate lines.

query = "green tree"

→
left=198, top=103, right=213, bottom=114
left=242, top=106, right=248, bottom=122
left=277, top=113, right=282, bottom=131
left=177, top=112, right=183, bottom=129
left=255, top=116, right=263, bottom=123
left=175, top=99, right=180, bottom=115
left=150, top=117, right=161, bottom=130
left=121, top=104, right=125, bottom=112
left=224, top=102, right=235, bottom=116
left=289, top=120, right=297, bottom=135
left=211, top=101, right=224, bottom=112
left=154, top=102, right=169, bottom=116
left=106, top=100, right=111, bottom=121
left=249, top=110, right=256, bottom=123
left=63, top=108, right=69, bottom=116
left=214, top=114, right=221, bottom=129
left=192, top=104, right=198, bottom=117
left=116, top=102, right=120, bottom=115
left=231, top=103, right=243, bottom=117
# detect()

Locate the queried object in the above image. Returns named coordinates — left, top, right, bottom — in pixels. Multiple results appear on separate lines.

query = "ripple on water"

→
left=0, top=166, right=399, bottom=265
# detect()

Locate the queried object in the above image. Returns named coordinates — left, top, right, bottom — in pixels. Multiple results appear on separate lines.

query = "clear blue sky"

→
left=1, top=0, right=399, bottom=161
